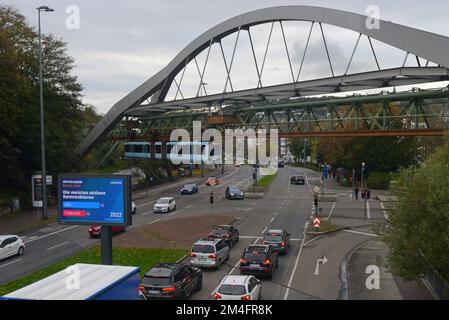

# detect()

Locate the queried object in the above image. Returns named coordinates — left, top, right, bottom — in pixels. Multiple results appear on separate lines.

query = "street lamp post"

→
left=362, top=162, right=367, bottom=220
left=37, top=6, right=54, bottom=220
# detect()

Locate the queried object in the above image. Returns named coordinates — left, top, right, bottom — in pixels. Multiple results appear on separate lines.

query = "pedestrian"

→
left=354, top=187, right=359, bottom=200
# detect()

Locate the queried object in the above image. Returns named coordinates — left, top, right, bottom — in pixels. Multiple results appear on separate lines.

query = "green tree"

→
left=0, top=5, right=85, bottom=193
left=288, top=138, right=305, bottom=163
left=379, top=137, right=449, bottom=282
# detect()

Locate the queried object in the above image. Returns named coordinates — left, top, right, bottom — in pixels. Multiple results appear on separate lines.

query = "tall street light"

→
left=37, top=6, right=54, bottom=220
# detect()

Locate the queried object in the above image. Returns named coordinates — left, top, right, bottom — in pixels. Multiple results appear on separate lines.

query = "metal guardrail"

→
left=423, top=268, right=449, bottom=300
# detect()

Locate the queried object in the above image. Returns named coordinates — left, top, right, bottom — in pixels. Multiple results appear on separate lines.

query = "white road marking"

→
left=136, top=200, right=156, bottom=208
left=283, top=221, right=309, bottom=300
left=380, top=201, right=389, bottom=221
left=0, top=258, right=23, bottom=269
left=270, top=216, right=275, bottom=223
left=24, top=225, right=79, bottom=244
left=342, top=229, right=377, bottom=237
left=328, top=202, right=336, bottom=219
left=147, top=219, right=161, bottom=225
left=46, top=241, right=70, bottom=251
left=261, top=227, right=268, bottom=234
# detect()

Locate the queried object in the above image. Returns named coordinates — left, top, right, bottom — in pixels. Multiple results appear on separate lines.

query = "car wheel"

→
left=174, top=205, right=177, bottom=210
left=17, top=246, right=24, bottom=256
left=196, top=276, right=203, bottom=291
left=228, top=240, right=233, bottom=249
left=258, top=288, right=262, bottom=300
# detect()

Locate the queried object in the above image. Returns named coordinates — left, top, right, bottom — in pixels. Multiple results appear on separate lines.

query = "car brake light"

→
left=262, top=259, right=270, bottom=265
left=225, top=233, right=230, bottom=237
left=241, top=295, right=251, bottom=300
left=214, top=293, right=221, bottom=299
left=281, top=242, right=285, bottom=247
left=240, top=259, right=247, bottom=263
left=139, top=285, right=145, bottom=291
left=208, top=253, right=217, bottom=259
left=162, top=286, right=176, bottom=293
left=190, top=252, right=197, bottom=257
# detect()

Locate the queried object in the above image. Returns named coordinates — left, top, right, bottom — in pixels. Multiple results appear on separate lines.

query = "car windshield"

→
left=157, top=198, right=170, bottom=204
left=141, top=276, right=171, bottom=286
left=192, top=244, right=215, bottom=253
left=211, top=228, right=227, bottom=235
left=243, top=252, right=266, bottom=262
left=218, top=284, right=246, bottom=295
left=264, top=235, right=283, bottom=242
left=229, top=187, right=240, bottom=193
left=183, top=184, right=194, bottom=189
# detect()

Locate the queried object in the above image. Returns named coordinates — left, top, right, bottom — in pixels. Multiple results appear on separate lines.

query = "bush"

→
left=367, top=172, right=393, bottom=190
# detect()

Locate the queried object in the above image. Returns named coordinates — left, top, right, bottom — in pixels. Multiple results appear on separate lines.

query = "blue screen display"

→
left=59, top=176, right=127, bottom=225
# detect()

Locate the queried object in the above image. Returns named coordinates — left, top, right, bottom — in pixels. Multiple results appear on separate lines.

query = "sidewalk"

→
left=0, top=166, right=230, bottom=236
left=347, top=238, right=434, bottom=300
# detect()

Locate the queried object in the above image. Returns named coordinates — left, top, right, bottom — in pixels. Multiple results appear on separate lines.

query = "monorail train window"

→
left=134, top=144, right=143, bottom=153
left=167, top=144, right=173, bottom=154
left=142, top=144, right=147, bottom=153
left=156, top=144, right=162, bottom=154
left=125, top=144, right=131, bottom=153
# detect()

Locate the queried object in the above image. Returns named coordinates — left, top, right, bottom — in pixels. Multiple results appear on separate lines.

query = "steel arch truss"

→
left=78, top=6, right=449, bottom=156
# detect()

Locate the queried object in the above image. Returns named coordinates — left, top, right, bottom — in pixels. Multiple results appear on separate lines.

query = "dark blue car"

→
left=180, top=183, right=199, bottom=194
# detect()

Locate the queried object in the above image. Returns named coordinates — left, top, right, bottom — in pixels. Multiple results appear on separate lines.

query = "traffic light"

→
left=314, top=195, right=318, bottom=207
left=367, top=190, right=371, bottom=200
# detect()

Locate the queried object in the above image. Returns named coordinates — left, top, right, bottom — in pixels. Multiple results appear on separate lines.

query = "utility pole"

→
left=37, top=6, right=54, bottom=220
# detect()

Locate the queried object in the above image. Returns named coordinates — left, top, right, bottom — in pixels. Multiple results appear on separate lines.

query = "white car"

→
left=0, top=235, right=25, bottom=260
left=153, top=197, right=176, bottom=213
left=214, top=275, right=261, bottom=300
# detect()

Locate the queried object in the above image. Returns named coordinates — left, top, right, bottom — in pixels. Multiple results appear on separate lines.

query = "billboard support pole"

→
left=101, top=226, right=113, bottom=265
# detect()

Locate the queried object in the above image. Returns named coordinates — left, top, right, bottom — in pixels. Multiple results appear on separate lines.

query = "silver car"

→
left=189, top=238, right=230, bottom=269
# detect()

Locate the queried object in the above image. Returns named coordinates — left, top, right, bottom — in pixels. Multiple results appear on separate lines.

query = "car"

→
left=153, top=197, right=176, bottom=213
left=88, top=225, right=125, bottom=238
left=208, top=225, right=239, bottom=248
left=234, top=162, right=241, bottom=167
left=214, top=275, right=261, bottom=300
left=262, top=229, right=291, bottom=254
left=189, top=238, right=230, bottom=269
left=239, top=244, right=279, bottom=278
left=278, top=161, right=285, bottom=168
left=0, top=235, right=25, bottom=260
left=225, top=186, right=244, bottom=200
left=132, top=201, right=137, bottom=215
left=290, top=175, right=305, bottom=185
left=139, top=263, right=202, bottom=300
left=206, top=177, right=219, bottom=186
left=180, top=183, right=199, bottom=194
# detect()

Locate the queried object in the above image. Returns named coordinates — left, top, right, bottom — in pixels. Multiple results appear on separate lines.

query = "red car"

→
left=88, top=225, right=125, bottom=238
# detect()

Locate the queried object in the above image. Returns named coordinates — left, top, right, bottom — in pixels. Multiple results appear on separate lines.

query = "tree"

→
left=288, top=138, right=305, bottom=163
left=379, top=137, right=449, bottom=282
left=0, top=5, right=85, bottom=194
left=134, top=159, right=164, bottom=196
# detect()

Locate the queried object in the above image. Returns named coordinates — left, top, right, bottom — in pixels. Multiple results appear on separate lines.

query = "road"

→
left=0, top=164, right=400, bottom=300
left=0, top=165, right=249, bottom=285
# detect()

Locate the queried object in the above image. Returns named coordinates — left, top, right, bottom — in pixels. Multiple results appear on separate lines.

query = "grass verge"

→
left=256, top=173, right=277, bottom=188
left=307, top=219, right=342, bottom=234
left=0, top=246, right=186, bottom=296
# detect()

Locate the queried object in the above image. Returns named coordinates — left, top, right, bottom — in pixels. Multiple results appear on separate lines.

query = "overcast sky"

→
left=4, top=0, right=449, bottom=114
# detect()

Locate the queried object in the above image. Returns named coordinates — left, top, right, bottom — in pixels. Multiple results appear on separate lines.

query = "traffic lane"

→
left=190, top=237, right=257, bottom=300
left=132, top=166, right=252, bottom=213
left=286, top=231, right=374, bottom=300
left=0, top=233, right=85, bottom=285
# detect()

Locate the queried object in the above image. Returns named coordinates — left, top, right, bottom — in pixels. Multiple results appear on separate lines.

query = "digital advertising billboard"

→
left=58, top=174, right=132, bottom=226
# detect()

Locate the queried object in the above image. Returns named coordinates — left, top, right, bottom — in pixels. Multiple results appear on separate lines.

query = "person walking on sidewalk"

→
left=354, top=187, right=359, bottom=200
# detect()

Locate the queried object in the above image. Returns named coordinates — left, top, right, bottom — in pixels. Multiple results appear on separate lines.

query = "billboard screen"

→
left=58, top=174, right=132, bottom=226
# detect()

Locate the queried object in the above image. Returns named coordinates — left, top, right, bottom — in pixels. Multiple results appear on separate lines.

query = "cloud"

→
left=4, top=0, right=449, bottom=113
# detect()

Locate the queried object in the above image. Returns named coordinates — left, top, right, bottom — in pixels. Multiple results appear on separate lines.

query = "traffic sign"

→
left=313, top=217, right=321, bottom=228
left=313, top=186, right=320, bottom=194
